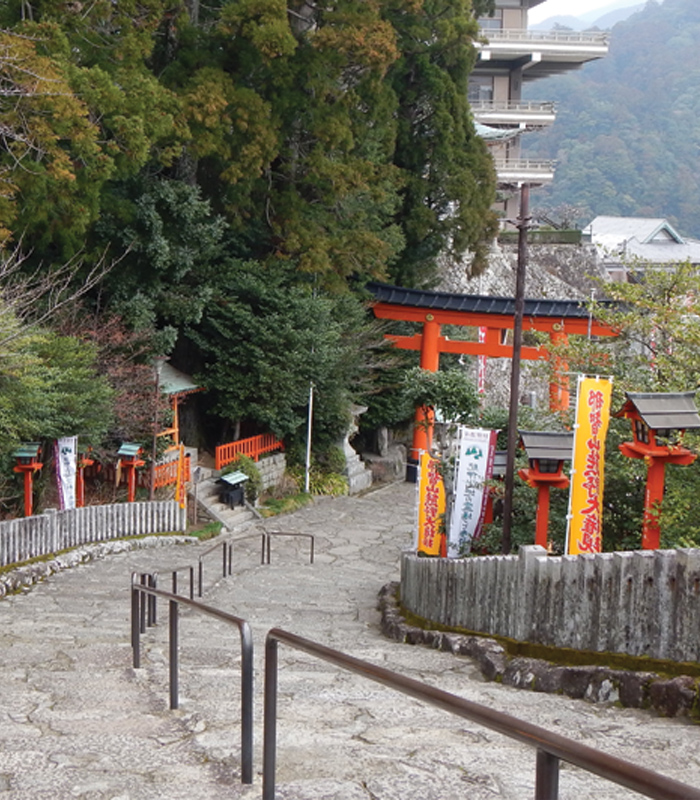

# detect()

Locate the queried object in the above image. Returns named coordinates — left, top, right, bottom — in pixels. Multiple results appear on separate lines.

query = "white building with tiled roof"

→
left=583, top=216, right=700, bottom=281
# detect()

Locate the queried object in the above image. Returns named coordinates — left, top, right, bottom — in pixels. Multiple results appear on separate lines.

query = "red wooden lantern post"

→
left=517, top=431, right=573, bottom=548
left=117, top=443, right=145, bottom=503
left=13, top=443, right=43, bottom=517
left=76, top=451, right=94, bottom=508
left=615, top=392, right=700, bottom=550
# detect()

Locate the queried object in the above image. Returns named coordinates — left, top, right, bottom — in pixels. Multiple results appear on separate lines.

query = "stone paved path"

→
left=2, top=482, right=700, bottom=799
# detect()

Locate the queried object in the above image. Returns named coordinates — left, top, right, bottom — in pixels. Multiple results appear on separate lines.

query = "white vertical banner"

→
left=448, top=427, right=496, bottom=557
left=55, top=436, right=78, bottom=510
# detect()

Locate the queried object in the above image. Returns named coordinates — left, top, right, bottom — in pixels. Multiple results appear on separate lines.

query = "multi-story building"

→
left=470, top=0, right=609, bottom=221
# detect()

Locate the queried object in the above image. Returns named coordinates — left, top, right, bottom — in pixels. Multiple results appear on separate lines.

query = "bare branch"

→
left=0, top=243, right=127, bottom=348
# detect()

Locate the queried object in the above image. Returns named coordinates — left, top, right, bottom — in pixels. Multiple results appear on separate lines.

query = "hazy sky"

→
left=528, top=0, right=641, bottom=25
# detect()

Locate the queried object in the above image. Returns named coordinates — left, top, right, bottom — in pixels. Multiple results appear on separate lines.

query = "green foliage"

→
left=401, top=366, right=480, bottom=424
left=385, top=0, right=498, bottom=283
left=94, top=177, right=226, bottom=329
left=287, top=464, right=348, bottom=497
left=223, top=454, right=263, bottom=503
left=541, top=262, right=700, bottom=549
left=523, top=0, right=700, bottom=237
left=0, top=307, right=114, bottom=511
left=188, top=261, right=378, bottom=451
left=189, top=521, right=223, bottom=541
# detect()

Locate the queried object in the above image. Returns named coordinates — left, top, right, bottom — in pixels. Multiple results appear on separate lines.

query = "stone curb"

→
left=0, top=535, right=197, bottom=598
left=378, top=582, right=700, bottom=719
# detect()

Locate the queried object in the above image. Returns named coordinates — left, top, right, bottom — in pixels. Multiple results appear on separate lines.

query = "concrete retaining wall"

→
left=257, top=452, right=286, bottom=491
left=401, top=546, right=700, bottom=663
left=0, top=501, right=186, bottom=568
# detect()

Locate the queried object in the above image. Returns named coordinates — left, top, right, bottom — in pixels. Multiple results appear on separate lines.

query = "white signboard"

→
left=448, top=427, right=496, bottom=557
left=56, top=436, right=78, bottom=510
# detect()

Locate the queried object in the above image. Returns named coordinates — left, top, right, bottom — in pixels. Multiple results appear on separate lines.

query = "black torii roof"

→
left=367, top=281, right=610, bottom=320
left=519, top=431, right=574, bottom=461
left=615, top=392, right=700, bottom=430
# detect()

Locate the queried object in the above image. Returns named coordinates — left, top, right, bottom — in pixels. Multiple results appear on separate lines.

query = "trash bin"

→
left=217, top=470, right=249, bottom=508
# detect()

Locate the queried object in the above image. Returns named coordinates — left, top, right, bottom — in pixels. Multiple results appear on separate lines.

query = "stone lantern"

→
left=518, top=431, right=573, bottom=548
left=615, top=391, right=700, bottom=549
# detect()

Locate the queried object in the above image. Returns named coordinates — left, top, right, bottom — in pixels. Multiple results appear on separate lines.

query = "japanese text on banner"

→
left=567, top=376, right=612, bottom=555
left=417, top=452, right=446, bottom=556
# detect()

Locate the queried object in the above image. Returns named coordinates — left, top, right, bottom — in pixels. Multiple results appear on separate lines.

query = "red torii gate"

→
left=367, top=282, right=617, bottom=472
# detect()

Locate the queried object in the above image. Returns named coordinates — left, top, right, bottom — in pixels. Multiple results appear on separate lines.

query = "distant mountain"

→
left=578, top=0, right=646, bottom=25
left=521, top=0, right=700, bottom=238
left=530, top=15, right=589, bottom=31
left=589, top=4, right=645, bottom=27
left=530, top=1, right=645, bottom=31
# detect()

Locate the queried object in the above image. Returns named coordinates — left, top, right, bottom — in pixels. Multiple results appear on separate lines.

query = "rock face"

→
left=438, top=240, right=608, bottom=300
left=432, top=240, right=610, bottom=411
left=342, top=404, right=374, bottom=494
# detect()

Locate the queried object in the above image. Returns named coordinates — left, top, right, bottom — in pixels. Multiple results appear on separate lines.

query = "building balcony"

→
left=475, top=29, right=609, bottom=78
left=471, top=100, right=556, bottom=128
left=493, top=158, right=556, bottom=186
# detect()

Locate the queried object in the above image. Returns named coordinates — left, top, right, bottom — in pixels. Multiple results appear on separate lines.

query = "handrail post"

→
left=228, top=542, right=233, bottom=576
left=189, top=565, right=194, bottom=600
left=149, top=572, right=157, bottom=626
left=139, top=574, right=147, bottom=633
left=260, top=532, right=266, bottom=565
left=262, top=635, right=279, bottom=800
left=198, top=558, right=203, bottom=598
left=169, top=596, right=179, bottom=710
left=131, top=576, right=141, bottom=669
left=172, top=570, right=178, bottom=595
left=535, top=749, right=560, bottom=799
left=222, top=539, right=227, bottom=577
left=309, top=535, right=314, bottom=565
left=239, top=622, right=255, bottom=785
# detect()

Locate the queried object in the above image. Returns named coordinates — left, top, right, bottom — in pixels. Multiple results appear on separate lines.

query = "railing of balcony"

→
left=493, top=159, right=556, bottom=173
left=481, top=29, right=609, bottom=45
left=471, top=100, right=556, bottom=114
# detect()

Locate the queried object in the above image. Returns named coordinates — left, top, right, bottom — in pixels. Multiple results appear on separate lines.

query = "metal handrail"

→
left=263, top=531, right=315, bottom=565
left=231, top=530, right=268, bottom=565
left=262, top=628, right=700, bottom=800
left=197, top=538, right=234, bottom=596
left=131, top=575, right=254, bottom=784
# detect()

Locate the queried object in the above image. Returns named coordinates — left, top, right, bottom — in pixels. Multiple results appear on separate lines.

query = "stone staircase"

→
left=189, top=469, right=261, bottom=533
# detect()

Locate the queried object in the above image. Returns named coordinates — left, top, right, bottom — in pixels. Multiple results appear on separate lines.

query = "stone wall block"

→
left=654, top=549, right=677, bottom=660
left=648, top=676, right=698, bottom=717
left=631, top=551, right=656, bottom=657
left=595, top=553, right=615, bottom=652
left=560, top=556, right=581, bottom=648
left=517, top=546, right=547, bottom=642
left=674, top=549, right=700, bottom=662
left=579, top=554, right=598, bottom=651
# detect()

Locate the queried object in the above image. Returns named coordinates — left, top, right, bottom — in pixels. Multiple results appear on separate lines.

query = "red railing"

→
left=148, top=456, right=191, bottom=489
left=215, top=434, right=284, bottom=470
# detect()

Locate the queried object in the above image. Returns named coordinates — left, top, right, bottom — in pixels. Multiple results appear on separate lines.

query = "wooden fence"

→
left=401, top=545, right=700, bottom=664
left=0, top=501, right=187, bottom=568
left=215, top=433, right=284, bottom=470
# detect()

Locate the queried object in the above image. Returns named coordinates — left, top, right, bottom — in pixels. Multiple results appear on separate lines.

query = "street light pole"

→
left=501, top=183, right=530, bottom=554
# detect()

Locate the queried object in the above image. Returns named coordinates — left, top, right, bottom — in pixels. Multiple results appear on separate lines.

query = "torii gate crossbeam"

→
left=367, top=282, right=617, bottom=478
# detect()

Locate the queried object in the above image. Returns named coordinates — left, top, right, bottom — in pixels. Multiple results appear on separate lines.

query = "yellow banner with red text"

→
left=417, top=452, right=446, bottom=556
left=566, top=376, right=613, bottom=555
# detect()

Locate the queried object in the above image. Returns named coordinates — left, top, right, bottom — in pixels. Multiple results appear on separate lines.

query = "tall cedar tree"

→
left=2, top=0, right=497, bottom=291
